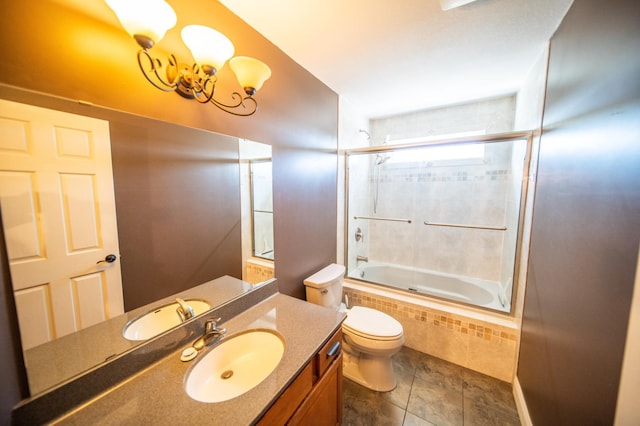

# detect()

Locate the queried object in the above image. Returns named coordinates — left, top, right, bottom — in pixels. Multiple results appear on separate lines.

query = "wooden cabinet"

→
left=288, top=351, right=342, bottom=425
left=258, top=328, right=343, bottom=425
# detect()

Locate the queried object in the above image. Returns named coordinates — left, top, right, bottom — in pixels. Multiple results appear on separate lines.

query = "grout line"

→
left=401, top=353, right=424, bottom=425
left=461, top=379, right=466, bottom=425
left=345, top=347, right=520, bottom=425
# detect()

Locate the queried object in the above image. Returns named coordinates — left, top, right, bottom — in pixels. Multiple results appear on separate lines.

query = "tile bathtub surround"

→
left=344, top=288, right=519, bottom=382
left=342, top=346, right=520, bottom=425
left=244, top=260, right=275, bottom=285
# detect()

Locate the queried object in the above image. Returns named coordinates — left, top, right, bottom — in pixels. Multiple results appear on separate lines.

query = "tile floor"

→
left=342, top=346, right=521, bottom=426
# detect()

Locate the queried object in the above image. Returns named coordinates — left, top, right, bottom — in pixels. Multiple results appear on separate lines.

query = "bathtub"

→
left=348, top=262, right=507, bottom=311
left=342, top=267, right=519, bottom=382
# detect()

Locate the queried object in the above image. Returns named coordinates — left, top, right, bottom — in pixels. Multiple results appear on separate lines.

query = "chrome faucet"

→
left=356, top=255, right=369, bottom=263
left=193, top=317, right=226, bottom=351
left=176, top=298, right=195, bottom=322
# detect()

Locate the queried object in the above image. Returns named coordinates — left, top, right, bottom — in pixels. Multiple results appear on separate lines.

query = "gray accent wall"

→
left=518, top=0, right=640, bottom=423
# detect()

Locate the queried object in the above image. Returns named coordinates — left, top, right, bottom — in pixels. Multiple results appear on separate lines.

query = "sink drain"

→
left=220, top=370, right=234, bottom=380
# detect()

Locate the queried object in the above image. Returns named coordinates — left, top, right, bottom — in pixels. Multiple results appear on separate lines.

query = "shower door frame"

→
left=343, top=131, right=535, bottom=315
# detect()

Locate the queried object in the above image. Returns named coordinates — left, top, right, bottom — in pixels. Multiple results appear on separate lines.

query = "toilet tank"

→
left=303, top=263, right=345, bottom=310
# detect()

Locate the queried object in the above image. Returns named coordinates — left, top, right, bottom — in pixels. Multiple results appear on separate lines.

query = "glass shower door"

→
left=345, top=136, right=531, bottom=313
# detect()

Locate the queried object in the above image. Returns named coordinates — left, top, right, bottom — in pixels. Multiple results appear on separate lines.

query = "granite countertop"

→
left=50, top=293, right=346, bottom=425
left=25, top=275, right=253, bottom=396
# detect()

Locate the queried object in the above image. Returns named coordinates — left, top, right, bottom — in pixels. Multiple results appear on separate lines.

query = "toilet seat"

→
left=343, top=306, right=403, bottom=341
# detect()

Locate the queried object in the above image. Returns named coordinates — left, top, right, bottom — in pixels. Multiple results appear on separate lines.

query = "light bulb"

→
left=181, top=25, right=234, bottom=74
left=230, top=56, right=272, bottom=95
left=105, top=0, right=177, bottom=49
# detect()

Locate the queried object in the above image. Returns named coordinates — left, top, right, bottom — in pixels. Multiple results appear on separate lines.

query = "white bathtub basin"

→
left=122, top=299, right=211, bottom=341
left=185, top=329, right=285, bottom=403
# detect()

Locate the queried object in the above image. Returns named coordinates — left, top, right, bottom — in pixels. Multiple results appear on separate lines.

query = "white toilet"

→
left=304, top=263, right=405, bottom=392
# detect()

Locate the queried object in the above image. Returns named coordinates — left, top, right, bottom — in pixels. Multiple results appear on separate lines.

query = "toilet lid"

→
left=343, top=306, right=403, bottom=340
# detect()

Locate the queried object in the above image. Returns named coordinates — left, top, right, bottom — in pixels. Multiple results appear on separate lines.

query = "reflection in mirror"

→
left=239, top=139, right=275, bottom=284
left=0, top=90, right=274, bottom=398
left=24, top=275, right=252, bottom=396
left=0, top=99, right=125, bottom=355
left=122, top=298, right=211, bottom=341
left=250, top=160, right=274, bottom=260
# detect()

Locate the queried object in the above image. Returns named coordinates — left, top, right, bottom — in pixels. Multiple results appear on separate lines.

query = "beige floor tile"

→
left=407, top=376, right=463, bottom=426
left=403, top=411, right=437, bottom=426
left=343, top=378, right=406, bottom=426
left=342, top=346, right=520, bottom=426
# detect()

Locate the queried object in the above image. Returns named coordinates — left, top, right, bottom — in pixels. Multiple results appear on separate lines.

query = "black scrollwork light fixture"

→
left=105, top=0, right=271, bottom=116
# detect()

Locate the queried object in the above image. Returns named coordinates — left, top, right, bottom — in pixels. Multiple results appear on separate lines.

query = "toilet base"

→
left=342, top=350, right=397, bottom=392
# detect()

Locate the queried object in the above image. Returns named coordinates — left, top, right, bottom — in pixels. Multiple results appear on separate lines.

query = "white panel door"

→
left=0, top=99, right=124, bottom=350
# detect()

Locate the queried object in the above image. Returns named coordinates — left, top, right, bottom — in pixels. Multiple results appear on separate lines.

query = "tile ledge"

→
left=344, top=279, right=518, bottom=330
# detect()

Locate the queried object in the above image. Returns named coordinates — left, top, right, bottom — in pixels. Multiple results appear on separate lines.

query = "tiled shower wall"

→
left=344, top=286, right=519, bottom=382
left=349, top=96, right=518, bottom=282
left=369, top=96, right=516, bottom=145
left=367, top=141, right=515, bottom=282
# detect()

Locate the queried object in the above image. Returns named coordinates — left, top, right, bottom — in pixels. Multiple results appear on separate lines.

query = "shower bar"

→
left=423, top=220, right=506, bottom=231
left=354, top=216, right=412, bottom=224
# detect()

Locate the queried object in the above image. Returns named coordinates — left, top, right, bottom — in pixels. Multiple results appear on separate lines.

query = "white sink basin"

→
left=185, top=329, right=285, bottom=403
left=122, top=299, right=211, bottom=341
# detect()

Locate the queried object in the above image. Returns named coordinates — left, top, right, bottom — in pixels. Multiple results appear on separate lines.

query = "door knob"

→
left=97, top=254, right=117, bottom=264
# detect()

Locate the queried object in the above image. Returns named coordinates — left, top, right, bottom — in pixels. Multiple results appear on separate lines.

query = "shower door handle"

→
left=423, top=220, right=507, bottom=231
left=354, top=215, right=412, bottom=223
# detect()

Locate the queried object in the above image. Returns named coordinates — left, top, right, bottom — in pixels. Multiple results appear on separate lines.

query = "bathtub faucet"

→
left=356, top=255, right=369, bottom=263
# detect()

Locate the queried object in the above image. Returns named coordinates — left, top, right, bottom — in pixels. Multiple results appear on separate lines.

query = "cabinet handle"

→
left=326, top=341, right=341, bottom=358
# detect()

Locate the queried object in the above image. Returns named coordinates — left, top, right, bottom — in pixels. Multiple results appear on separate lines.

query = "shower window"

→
left=385, top=143, right=485, bottom=164
left=345, top=134, right=531, bottom=313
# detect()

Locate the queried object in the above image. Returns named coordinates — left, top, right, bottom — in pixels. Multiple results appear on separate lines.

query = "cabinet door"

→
left=289, top=352, right=343, bottom=426
left=257, top=362, right=314, bottom=426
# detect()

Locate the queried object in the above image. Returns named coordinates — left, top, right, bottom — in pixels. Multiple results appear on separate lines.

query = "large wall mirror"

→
left=0, top=88, right=275, bottom=397
left=240, top=140, right=274, bottom=262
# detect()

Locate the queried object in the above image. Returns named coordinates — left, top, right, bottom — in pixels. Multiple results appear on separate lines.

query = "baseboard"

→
left=513, top=376, right=533, bottom=426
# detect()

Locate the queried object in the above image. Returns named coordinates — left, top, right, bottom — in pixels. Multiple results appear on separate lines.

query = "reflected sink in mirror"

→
left=1, top=87, right=275, bottom=400
left=185, top=329, right=285, bottom=403
left=122, top=299, right=211, bottom=341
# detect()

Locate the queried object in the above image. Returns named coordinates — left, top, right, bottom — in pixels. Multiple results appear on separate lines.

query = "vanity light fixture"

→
left=105, top=0, right=271, bottom=116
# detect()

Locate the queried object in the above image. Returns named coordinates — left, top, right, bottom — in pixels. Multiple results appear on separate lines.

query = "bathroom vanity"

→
left=12, top=279, right=346, bottom=425
left=23, top=275, right=253, bottom=396
left=258, top=328, right=343, bottom=425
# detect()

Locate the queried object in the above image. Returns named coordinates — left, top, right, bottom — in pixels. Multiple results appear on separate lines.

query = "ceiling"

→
left=58, top=0, right=573, bottom=120
left=219, top=0, right=574, bottom=119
